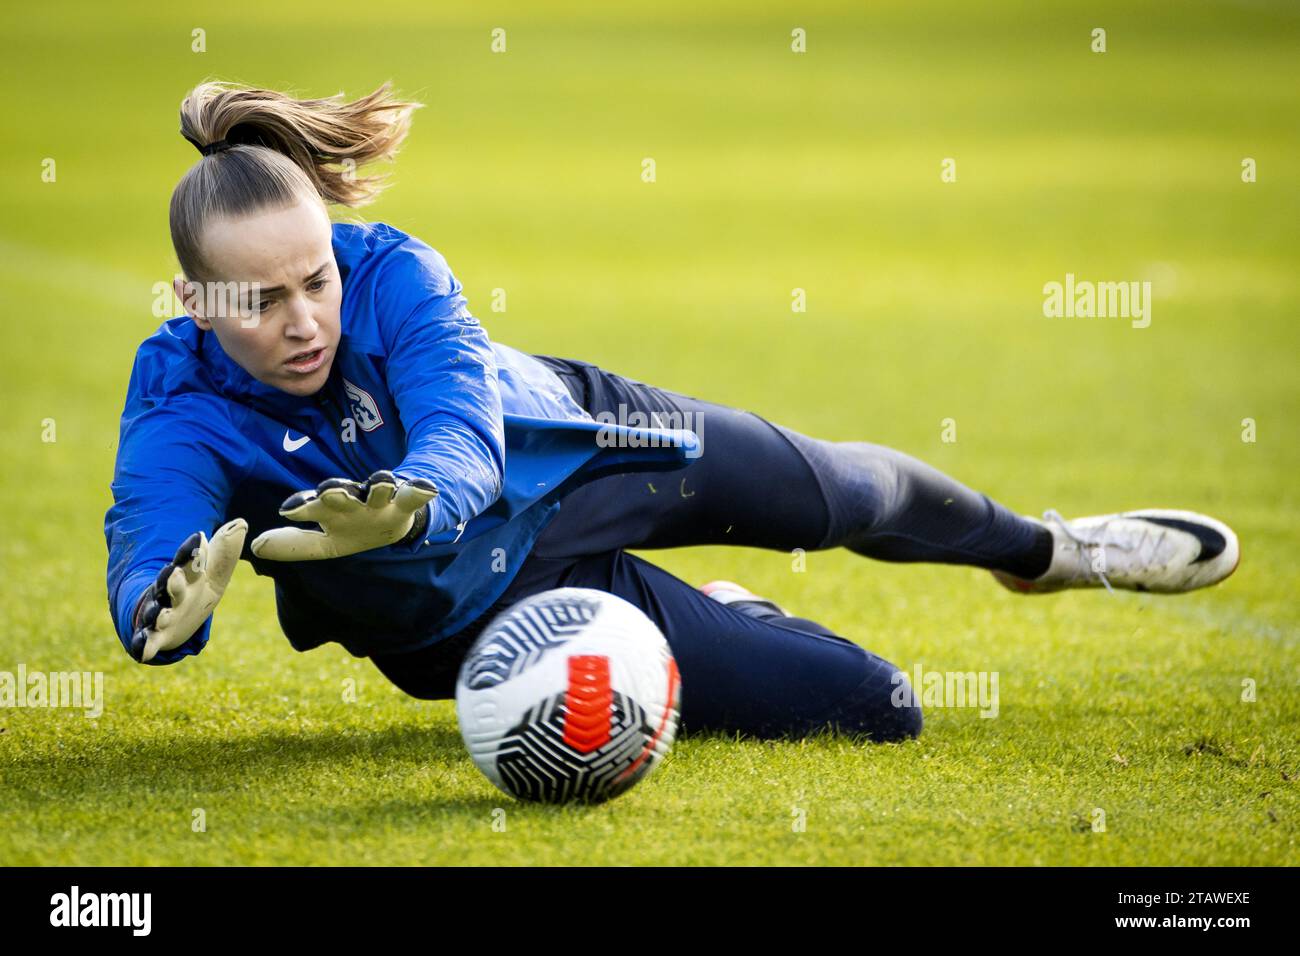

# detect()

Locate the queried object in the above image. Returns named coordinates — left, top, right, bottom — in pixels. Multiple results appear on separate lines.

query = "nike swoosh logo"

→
left=283, top=432, right=311, bottom=452
left=1135, top=515, right=1227, bottom=564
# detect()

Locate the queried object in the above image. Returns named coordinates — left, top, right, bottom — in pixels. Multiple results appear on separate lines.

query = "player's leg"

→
left=373, top=545, right=923, bottom=742
left=531, top=354, right=1051, bottom=578
left=532, top=355, right=1240, bottom=593
left=576, top=550, right=922, bottom=741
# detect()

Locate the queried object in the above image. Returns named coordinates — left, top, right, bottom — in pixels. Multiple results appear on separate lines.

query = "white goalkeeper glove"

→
left=131, top=518, right=248, bottom=663
left=250, top=470, right=438, bottom=562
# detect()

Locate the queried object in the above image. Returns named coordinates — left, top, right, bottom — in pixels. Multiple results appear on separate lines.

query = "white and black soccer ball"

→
left=455, top=588, right=682, bottom=804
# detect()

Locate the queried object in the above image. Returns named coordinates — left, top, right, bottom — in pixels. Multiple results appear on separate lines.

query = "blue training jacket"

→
left=104, top=220, right=699, bottom=664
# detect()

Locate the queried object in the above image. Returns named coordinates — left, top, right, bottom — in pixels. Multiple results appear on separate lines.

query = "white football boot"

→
left=992, top=509, right=1240, bottom=595
left=699, top=580, right=791, bottom=618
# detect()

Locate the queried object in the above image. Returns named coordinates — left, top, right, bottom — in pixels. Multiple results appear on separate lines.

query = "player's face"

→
left=178, top=194, right=342, bottom=397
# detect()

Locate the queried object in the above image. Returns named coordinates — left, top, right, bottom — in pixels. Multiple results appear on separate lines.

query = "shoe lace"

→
left=1042, top=509, right=1117, bottom=595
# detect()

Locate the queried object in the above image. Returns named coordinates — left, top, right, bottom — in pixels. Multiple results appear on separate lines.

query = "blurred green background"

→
left=0, top=0, right=1296, bottom=865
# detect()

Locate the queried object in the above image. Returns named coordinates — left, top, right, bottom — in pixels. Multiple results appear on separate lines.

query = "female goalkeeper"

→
left=105, top=81, right=1240, bottom=743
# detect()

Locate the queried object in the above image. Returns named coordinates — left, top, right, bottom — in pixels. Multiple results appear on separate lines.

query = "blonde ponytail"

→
left=170, top=80, right=421, bottom=281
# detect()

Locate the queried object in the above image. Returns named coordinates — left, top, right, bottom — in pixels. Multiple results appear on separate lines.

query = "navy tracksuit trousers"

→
left=371, top=356, right=1047, bottom=742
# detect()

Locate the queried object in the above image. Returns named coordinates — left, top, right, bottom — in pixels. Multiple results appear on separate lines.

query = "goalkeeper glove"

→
left=131, top=518, right=248, bottom=663
left=250, top=470, right=438, bottom=562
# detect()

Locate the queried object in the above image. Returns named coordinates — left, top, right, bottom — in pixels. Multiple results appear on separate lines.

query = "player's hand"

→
left=131, top=518, right=248, bottom=664
left=250, top=470, right=438, bottom=562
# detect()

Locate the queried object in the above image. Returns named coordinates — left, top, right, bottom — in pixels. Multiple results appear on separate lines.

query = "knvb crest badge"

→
left=343, top=378, right=384, bottom=432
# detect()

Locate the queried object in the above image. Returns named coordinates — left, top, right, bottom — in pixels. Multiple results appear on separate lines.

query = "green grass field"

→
left=1, top=0, right=1297, bottom=865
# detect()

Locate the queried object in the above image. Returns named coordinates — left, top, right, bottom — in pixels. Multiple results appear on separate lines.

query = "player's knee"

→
left=863, top=676, right=924, bottom=742
left=823, top=654, right=923, bottom=743
left=883, top=672, right=925, bottom=741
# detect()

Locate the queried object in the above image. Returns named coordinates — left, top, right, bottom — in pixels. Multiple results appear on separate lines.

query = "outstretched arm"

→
left=374, top=233, right=505, bottom=538
left=105, top=393, right=253, bottom=663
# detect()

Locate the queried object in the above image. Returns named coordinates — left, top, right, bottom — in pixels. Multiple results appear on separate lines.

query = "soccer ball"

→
left=455, top=587, right=682, bottom=804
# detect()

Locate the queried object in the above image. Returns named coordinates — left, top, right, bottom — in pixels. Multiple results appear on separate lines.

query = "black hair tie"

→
left=182, top=124, right=268, bottom=157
